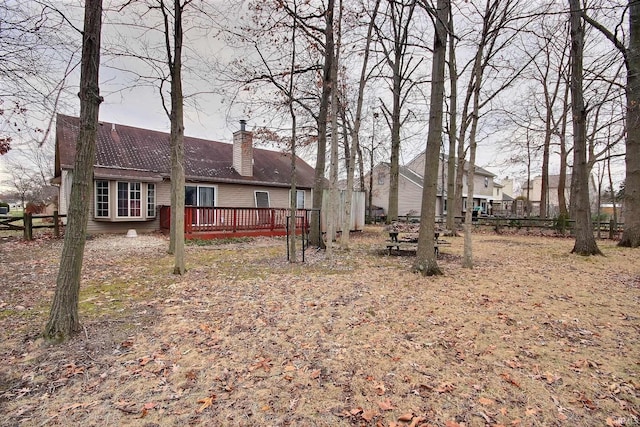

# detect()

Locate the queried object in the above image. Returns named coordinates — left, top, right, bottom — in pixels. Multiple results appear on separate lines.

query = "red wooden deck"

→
left=159, top=206, right=311, bottom=240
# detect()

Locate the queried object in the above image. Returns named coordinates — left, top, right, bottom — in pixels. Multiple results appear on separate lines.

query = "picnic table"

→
left=385, top=231, right=448, bottom=256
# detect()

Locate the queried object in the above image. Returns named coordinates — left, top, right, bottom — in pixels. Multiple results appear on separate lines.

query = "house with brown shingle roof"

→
left=53, top=114, right=316, bottom=236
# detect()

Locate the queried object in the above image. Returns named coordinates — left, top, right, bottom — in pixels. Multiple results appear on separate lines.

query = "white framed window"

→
left=185, top=185, right=216, bottom=207
left=95, top=180, right=109, bottom=217
left=185, top=184, right=216, bottom=226
left=484, top=177, right=489, bottom=188
left=117, top=182, right=141, bottom=217
left=147, top=183, right=156, bottom=217
left=296, top=190, right=305, bottom=209
left=255, top=191, right=270, bottom=208
left=377, top=171, right=385, bottom=185
left=255, top=191, right=271, bottom=225
left=289, top=189, right=305, bottom=209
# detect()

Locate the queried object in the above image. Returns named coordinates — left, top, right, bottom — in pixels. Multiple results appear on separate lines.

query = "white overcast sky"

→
left=0, top=1, right=628, bottom=193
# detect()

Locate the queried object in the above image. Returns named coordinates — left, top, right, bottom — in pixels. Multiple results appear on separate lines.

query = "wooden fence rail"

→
left=369, top=215, right=624, bottom=238
left=0, top=211, right=66, bottom=240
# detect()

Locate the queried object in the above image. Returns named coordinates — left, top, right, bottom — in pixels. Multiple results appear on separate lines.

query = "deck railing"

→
left=159, top=206, right=310, bottom=235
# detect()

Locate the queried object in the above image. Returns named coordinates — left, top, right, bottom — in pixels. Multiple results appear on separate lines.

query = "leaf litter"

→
left=0, top=228, right=638, bottom=426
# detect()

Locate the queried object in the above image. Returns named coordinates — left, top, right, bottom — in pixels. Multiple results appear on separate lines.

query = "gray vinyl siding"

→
left=370, top=164, right=424, bottom=216
left=62, top=172, right=311, bottom=236
left=397, top=175, right=424, bottom=216
left=370, top=164, right=391, bottom=214
left=87, top=218, right=160, bottom=235
left=156, top=180, right=172, bottom=206
left=216, top=183, right=310, bottom=209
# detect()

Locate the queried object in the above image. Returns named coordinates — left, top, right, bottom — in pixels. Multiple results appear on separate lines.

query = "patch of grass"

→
left=78, top=280, right=132, bottom=316
left=187, top=236, right=254, bottom=246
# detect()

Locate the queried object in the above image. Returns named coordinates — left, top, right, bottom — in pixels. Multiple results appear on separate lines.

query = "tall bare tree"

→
left=413, top=0, right=448, bottom=276
left=163, top=0, right=187, bottom=274
left=568, top=0, right=602, bottom=255
left=339, top=0, right=380, bottom=249
left=451, top=0, right=538, bottom=234
left=582, top=1, right=640, bottom=247
left=44, top=0, right=103, bottom=342
left=109, top=0, right=225, bottom=273
left=445, top=3, right=457, bottom=233
left=452, top=0, right=539, bottom=268
left=374, top=0, right=421, bottom=223
left=221, top=0, right=334, bottom=249
left=311, top=0, right=335, bottom=248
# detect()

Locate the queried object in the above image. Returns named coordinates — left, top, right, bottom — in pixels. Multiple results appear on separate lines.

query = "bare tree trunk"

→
left=446, top=4, right=458, bottom=234
left=540, top=123, right=550, bottom=218
left=326, top=54, right=339, bottom=256
left=413, top=0, right=447, bottom=277
left=288, top=3, right=298, bottom=262
left=341, top=0, right=378, bottom=249
left=378, top=0, right=417, bottom=224
left=44, top=0, right=103, bottom=342
left=340, top=120, right=355, bottom=249
left=581, top=0, right=639, bottom=247
left=558, top=81, right=570, bottom=218
left=596, top=164, right=605, bottom=239
left=167, top=0, right=186, bottom=274
left=368, top=132, right=376, bottom=220
left=462, top=55, right=483, bottom=269
left=569, top=0, right=602, bottom=255
left=289, top=112, right=298, bottom=262
left=309, top=0, right=334, bottom=249
left=357, top=142, right=365, bottom=192
left=620, top=0, right=640, bottom=247
left=387, top=69, right=401, bottom=224
left=526, top=133, right=532, bottom=217
left=607, top=149, right=618, bottom=231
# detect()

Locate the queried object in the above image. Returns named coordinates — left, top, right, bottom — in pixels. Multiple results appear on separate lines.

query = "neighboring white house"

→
left=492, top=177, right=516, bottom=216
left=521, top=173, right=598, bottom=217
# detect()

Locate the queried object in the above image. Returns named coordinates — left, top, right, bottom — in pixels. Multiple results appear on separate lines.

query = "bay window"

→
left=94, top=180, right=156, bottom=220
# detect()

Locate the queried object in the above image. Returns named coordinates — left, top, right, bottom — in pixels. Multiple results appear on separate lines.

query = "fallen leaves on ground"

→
left=0, top=229, right=638, bottom=426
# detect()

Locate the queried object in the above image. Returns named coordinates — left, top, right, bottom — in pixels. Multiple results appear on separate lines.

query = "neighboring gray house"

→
left=367, top=152, right=496, bottom=219
left=53, top=114, right=317, bottom=235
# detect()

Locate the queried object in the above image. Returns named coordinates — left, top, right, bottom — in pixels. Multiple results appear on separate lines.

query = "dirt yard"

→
left=0, top=227, right=638, bottom=426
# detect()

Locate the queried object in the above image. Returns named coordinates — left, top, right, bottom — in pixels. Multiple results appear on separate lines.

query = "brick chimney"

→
left=233, top=120, right=253, bottom=177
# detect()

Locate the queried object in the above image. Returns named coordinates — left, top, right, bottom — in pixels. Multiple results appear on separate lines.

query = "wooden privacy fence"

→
left=0, top=211, right=66, bottom=240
